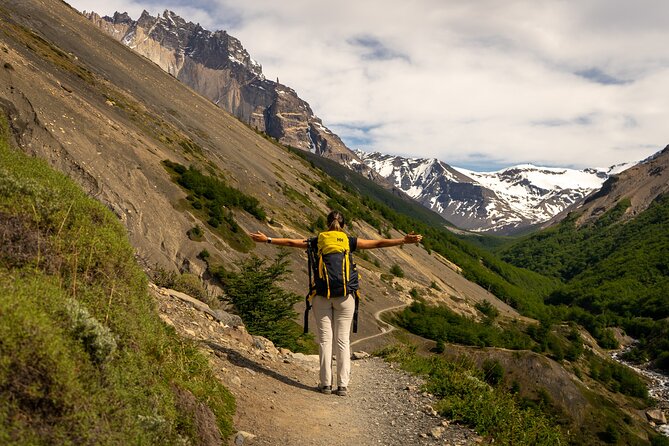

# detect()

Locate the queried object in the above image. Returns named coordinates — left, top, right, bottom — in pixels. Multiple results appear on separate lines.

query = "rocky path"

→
left=151, top=285, right=483, bottom=446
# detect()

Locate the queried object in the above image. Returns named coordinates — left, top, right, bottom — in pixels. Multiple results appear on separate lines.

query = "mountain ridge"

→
left=358, top=150, right=644, bottom=234
left=85, top=7, right=656, bottom=237
left=84, top=9, right=368, bottom=170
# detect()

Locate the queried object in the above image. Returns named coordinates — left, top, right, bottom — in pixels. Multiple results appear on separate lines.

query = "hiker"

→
left=249, top=210, right=422, bottom=396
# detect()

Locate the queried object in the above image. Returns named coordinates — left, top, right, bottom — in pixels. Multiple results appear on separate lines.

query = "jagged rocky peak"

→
left=110, top=11, right=133, bottom=25
left=86, top=8, right=364, bottom=168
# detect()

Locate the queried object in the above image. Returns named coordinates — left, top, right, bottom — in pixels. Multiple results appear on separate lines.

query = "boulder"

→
left=646, top=409, right=667, bottom=424
left=234, top=431, right=256, bottom=445
left=352, top=351, right=370, bottom=360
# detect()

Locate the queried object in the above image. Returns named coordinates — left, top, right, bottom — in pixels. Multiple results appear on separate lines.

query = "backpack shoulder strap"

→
left=303, top=237, right=318, bottom=333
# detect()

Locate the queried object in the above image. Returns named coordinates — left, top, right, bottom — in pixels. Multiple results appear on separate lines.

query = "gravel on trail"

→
left=153, top=285, right=483, bottom=446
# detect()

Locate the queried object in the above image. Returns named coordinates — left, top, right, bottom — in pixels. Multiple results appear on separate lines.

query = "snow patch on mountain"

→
left=358, top=151, right=633, bottom=234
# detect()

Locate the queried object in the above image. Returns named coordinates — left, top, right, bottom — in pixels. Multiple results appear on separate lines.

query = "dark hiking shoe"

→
left=318, top=385, right=332, bottom=395
left=335, top=386, right=348, bottom=396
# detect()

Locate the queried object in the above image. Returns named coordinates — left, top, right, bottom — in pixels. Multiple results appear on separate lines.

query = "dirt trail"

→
left=152, top=286, right=483, bottom=446
left=350, top=303, right=408, bottom=348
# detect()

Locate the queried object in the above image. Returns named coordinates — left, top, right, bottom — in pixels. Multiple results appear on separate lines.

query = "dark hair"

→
left=327, top=211, right=345, bottom=231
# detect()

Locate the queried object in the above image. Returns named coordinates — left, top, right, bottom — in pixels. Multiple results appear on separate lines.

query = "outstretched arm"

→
left=249, top=231, right=307, bottom=248
left=357, top=232, right=423, bottom=249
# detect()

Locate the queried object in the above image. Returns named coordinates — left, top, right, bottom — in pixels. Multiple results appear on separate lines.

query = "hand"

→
left=249, top=231, right=268, bottom=243
left=403, top=231, right=422, bottom=244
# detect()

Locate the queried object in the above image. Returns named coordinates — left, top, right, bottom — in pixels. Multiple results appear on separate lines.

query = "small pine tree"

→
left=217, top=251, right=308, bottom=350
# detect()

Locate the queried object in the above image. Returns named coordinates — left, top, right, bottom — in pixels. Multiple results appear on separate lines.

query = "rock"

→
left=231, top=375, right=242, bottom=387
left=352, top=351, right=370, bottom=360
left=88, top=10, right=363, bottom=165
left=234, top=431, right=256, bottom=445
left=646, top=409, right=667, bottom=424
left=173, top=386, right=223, bottom=446
left=159, top=314, right=174, bottom=326
left=405, top=385, right=418, bottom=392
left=430, top=426, right=445, bottom=439
left=224, top=326, right=255, bottom=346
left=158, top=285, right=245, bottom=327
left=253, top=336, right=280, bottom=356
left=211, top=309, right=243, bottom=327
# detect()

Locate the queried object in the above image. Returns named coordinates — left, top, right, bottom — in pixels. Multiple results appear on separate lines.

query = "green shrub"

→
left=214, top=251, right=316, bottom=353
left=309, top=215, right=326, bottom=232
left=163, top=160, right=262, bottom=251
left=187, top=225, right=204, bottom=241
left=482, top=359, right=504, bottom=386
left=377, top=344, right=563, bottom=445
left=390, top=264, right=404, bottom=278
left=394, top=301, right=534, bottom=350
left=599, top=424, right=620, bottom=444
left=174, top=273, right=209, bottom=302
left=652, top=434, right=669, bottom=446
left=65, top=298, right=117, bottom=364
left=476, top=300, right=500, bottom=319
left=588, top=356, right=648, bottom=399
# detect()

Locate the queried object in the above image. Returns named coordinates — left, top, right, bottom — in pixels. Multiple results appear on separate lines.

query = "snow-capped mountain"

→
left=358, top=151, right=630, bottom=234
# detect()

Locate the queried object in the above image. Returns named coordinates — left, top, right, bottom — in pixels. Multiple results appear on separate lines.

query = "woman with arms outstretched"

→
left=250, top=210, right=422, bottom=396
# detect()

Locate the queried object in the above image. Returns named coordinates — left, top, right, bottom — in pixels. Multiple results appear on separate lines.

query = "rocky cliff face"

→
left=359, top=151, right=621, bottom=234
left=85, top=10, right=360, bottom=166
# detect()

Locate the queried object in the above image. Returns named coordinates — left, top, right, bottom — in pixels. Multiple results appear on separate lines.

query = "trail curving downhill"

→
left=351, top=303, right=408, bottom=348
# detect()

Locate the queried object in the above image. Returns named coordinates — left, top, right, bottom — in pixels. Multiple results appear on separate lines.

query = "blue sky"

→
left=68, top=0, right=669, bottom=171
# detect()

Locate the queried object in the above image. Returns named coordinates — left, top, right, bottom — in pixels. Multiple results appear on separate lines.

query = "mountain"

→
left=84, top=9, right=363, bottom=167
left=556, top=144, right=669, bottom=226
left=500, top=145, right=669, bottom=372
left=2, top=1, right=665, bottom=444
left=1, top=0, right=538, bottom=344
left=358, top=151, right=631, bottom=234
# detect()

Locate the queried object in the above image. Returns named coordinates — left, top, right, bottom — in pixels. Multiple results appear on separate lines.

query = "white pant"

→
left=312, top=294, right=355, bottom=388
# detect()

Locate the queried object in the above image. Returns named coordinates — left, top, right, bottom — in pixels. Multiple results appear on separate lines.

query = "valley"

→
left=0, top=1, right=667, bottom=445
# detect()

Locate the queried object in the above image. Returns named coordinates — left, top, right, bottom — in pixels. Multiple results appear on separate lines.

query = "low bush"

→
left=377, top=344, right=563, bottom=445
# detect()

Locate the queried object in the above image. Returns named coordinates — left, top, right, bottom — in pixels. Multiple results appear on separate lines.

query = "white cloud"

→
left=67, top=0, right=669, bottom=170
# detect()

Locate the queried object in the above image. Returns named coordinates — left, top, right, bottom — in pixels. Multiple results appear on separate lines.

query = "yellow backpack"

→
left=304, top=231, right=360, bottom=332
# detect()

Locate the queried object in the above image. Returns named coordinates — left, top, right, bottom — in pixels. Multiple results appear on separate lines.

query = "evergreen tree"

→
left=217, top=251, right=310, bottom=351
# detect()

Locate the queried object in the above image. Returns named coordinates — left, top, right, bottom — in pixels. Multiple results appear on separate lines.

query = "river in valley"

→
left=611, top=350, right=669, bottom=437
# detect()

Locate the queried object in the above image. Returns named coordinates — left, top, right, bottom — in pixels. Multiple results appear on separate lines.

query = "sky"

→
left=66, top=0, right=669, bottom=171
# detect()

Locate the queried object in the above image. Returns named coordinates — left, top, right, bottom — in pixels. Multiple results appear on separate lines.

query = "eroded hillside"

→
left=0, top=0, right=519, bottom=345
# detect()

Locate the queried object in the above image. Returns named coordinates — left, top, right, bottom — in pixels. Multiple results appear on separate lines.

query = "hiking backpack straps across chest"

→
left=303, top=231, right=360, bottom=334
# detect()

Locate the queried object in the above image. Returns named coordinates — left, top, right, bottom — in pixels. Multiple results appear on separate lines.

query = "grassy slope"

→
left=0, top=119, right=235, bottom=444
left=500, top=196, right=669, bottom=370
left=288, top=147, right=559, bottom=319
